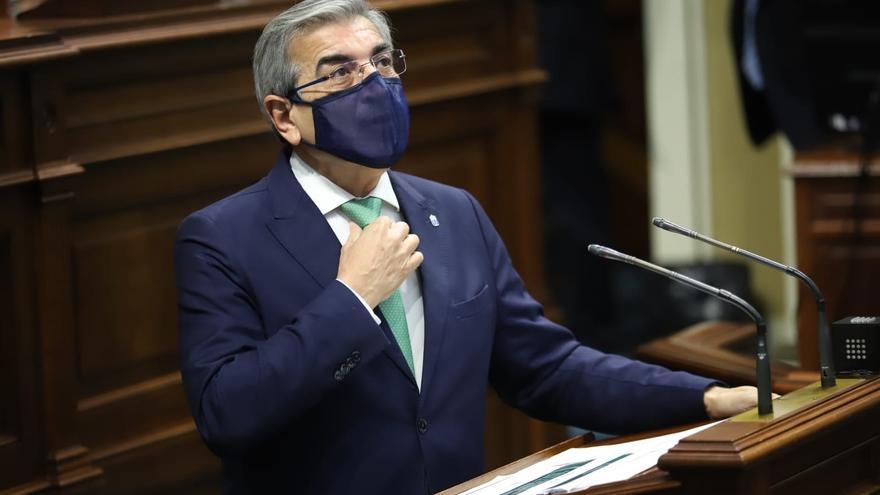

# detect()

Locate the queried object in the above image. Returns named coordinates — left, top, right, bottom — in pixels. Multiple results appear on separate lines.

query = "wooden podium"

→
left=441, top=377, right=880, bottom=495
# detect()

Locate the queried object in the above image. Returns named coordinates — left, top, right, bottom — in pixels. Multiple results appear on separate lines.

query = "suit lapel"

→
left=392, top=172, right=450, bottom=398
left=375, top=311, right=418, bottom=389
left=264, top=154, right=423, bottom=390
left=265, top=153, right=340, bottom=289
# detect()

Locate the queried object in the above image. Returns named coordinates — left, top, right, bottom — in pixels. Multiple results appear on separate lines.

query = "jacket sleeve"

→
left=463, top=191, right=718, bottom=434
left=174, top=213, right=390, bottom=456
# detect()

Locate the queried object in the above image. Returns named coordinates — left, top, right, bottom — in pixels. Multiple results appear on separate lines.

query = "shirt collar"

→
left=289, top=152, right=400, bottom=216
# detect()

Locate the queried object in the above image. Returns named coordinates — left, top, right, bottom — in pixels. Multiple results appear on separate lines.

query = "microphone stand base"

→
left=730, top=378, right=865, bottom=423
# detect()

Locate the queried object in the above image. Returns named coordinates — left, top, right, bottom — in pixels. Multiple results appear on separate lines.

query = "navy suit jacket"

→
left=174, top=152, right=717, bottom=494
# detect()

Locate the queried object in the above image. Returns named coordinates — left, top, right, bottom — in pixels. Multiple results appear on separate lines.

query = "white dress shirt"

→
left=290, top=153, right=425, bottom=390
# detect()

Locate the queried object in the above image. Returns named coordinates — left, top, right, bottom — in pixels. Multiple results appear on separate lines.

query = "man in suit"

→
left=174, top=1, right=763, bottom=493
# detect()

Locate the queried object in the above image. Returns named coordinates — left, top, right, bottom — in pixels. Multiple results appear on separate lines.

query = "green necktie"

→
left=339, top=197, right=415, bottom=375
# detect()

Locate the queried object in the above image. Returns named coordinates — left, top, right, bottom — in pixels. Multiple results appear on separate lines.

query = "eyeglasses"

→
left=288, top=49, right=406, bottom=103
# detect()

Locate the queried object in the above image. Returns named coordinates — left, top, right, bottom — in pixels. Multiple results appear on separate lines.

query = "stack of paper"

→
left=459, top=421, right=721, bottom=495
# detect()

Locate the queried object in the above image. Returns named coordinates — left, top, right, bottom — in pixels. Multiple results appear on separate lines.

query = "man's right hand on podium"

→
left=704, top=385, right=781, bottom=419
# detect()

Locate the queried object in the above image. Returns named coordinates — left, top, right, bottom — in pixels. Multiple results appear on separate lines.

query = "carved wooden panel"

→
left=0, top=189, right=43, bottom=490
left=794, top=156, right=880, bottom=369
left=401, top=96, right=502, bottom=198
left=0, top=73, right=30, bottom=179
left=16, top=0, right=215, bottom=19
left=0, top=235, right=12, bottom=442
left=636, top=321, right=820, bottom=394
left=68, top=138, right=275, bottom=491
left=0, top=227, right=25, bottom=488
left=391, top=0, right=510, bottom=87
left=54, top=31, right=277, bottom=486
left=800, top=177, right=880, bottom=314
left=0, top=64, right=43, bottom=490
left=0, top=0, right=553, bottom=492
left=61, top=33, right=264, bottom=166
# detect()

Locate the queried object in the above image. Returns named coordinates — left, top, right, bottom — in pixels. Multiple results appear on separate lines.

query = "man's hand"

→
left=703, top=385, right=780, bottom=419
left=337, top=217, right=423, bottom=308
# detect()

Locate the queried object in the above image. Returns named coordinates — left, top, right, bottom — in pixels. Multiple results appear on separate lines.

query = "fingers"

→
left=705, top=385, right=763, bottom=419
left=706, top=385, right=781, bottom=419
left=364, top=217, right=408, bottom=234
left=386, top=220, right=410, bottom=245
left=338, top=217, right=423, bottom=304
left=345, top=222, right=362, bottom=246
left=363, top=215, right=394, bottom=232
left=402, top=233, right=420, bottom=252
left=392, top=220, right=410, bottom=236
left=405, top=251, right=424, bottom=272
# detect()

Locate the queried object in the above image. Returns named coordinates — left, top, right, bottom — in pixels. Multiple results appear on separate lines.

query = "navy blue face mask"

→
left=293, top=72, right=410, bottom=169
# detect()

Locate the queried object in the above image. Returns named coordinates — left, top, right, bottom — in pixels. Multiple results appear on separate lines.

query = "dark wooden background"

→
left=0, top=0, right=569, bottom=492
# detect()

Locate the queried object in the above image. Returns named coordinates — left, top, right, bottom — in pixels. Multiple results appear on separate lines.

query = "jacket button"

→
left=351, top=351, right=361, bottom=362
left=334, top=370, right=344, bottom=382
left=417, top=418, right=429, bottom=434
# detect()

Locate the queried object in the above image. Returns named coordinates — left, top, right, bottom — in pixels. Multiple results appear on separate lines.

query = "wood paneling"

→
left=636, top=321, right=820, bottom=394
left=17, top=0, right=215, bottom=19
left=0, top=235, right=13, bottom=441
left=0, top=74, right=30, bottom=175
left=0, top=0, right=554, bottom=491
left=62, top=33, right=262, bottom=165
left=73, top=223, right=179, bottom=380
left=0, top=188, right=45, bottom=491
left=661, top=378, right=880, bottom=495
left=793, top=152, right=880, bottom=370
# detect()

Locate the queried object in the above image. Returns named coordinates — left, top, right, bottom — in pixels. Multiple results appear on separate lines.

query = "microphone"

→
left=588, top=244, right=773, bottom=415
left=652, top=217, right=836, bottom=388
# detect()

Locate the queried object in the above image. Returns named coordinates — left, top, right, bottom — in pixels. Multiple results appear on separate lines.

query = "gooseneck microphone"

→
left=588, top=244, right=773, bottom=415
left=652, top=217, right=836, bottom=388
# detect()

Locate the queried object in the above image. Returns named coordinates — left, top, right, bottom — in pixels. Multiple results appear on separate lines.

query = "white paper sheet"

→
left=457, top=421, right=722, bottom=495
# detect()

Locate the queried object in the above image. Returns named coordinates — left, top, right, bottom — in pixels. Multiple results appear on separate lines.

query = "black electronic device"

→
left=832, top=316, right=880, bottom=376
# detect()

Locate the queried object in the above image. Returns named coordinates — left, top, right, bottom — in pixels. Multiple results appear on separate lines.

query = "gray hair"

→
left=252, top=0, right=393, bottom=122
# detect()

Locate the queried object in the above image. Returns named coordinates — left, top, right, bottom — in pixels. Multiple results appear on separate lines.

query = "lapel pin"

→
left=429, top=214, right=440, bottom=227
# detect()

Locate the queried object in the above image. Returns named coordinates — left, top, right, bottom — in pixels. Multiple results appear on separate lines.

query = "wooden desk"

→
left=438, top=426, right=690, bottom=495
left=636, top=321, right=819, bottom=394
left=443, top=377, right=880, bottom=495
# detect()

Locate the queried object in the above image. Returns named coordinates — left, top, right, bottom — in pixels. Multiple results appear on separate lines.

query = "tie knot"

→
left=339, top=196, right=383, bottom=228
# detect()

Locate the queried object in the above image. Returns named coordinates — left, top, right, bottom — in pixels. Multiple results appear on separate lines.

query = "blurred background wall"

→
left=645, top=0, right=797, bottom=359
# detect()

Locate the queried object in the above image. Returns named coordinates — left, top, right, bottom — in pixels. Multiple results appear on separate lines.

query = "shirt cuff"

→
left=336, top=278, right=381, bottom=325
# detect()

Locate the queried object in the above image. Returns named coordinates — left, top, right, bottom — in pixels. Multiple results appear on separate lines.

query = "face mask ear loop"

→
left=295, top=72, right=384, bottom=107
left=287, top=90, right=312, bottom=107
